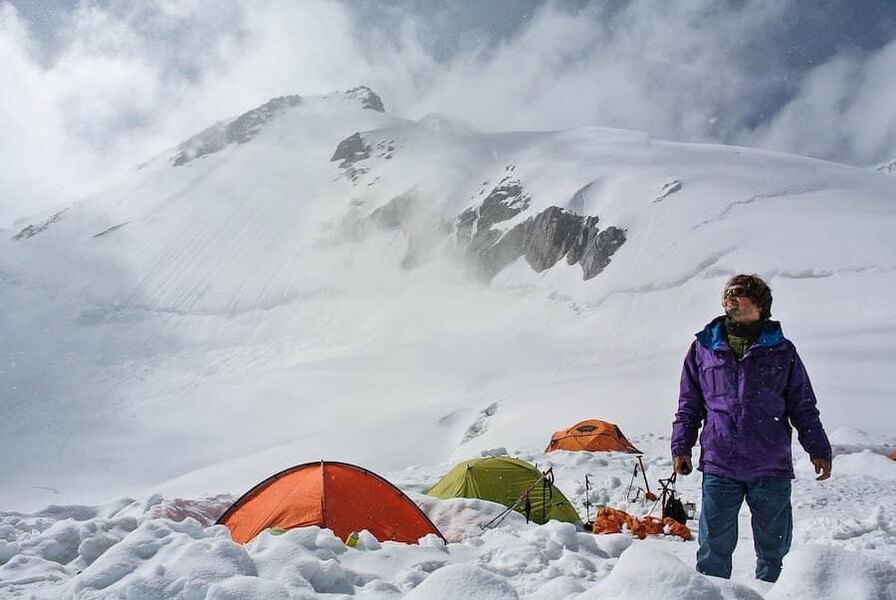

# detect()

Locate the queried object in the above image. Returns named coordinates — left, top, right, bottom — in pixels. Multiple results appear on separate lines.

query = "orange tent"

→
left=889, top=451, right=896, bottom=461
left=217, top=461, right=444, bottom=544
left=545, top=419, right=641, bottom=454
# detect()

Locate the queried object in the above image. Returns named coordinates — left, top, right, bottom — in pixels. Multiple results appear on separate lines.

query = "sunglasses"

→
left=724, top=285, right=753, bottom=299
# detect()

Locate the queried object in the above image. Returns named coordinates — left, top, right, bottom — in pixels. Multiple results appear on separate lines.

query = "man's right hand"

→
left=812, top=457, right=832, bottom=481
left=673, top=455, right=693, bottom=475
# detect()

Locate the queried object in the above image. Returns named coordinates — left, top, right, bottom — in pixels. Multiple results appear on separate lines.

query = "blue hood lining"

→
left=695, top=316, right=785, bottom=351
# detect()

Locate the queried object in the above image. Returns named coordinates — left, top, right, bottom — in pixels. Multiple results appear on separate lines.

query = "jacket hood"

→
left=695, top=316, right=785, bottom=351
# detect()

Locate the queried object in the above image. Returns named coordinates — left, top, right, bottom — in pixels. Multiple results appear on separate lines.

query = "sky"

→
left=2, top=0, right=896, bottom=227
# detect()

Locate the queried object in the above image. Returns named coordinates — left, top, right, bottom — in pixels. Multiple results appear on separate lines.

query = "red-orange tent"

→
left=545, top=419, right=641, bottom=454
left=217, top=461, right=444, bottom=544
left=889, top=451, right=896, bottom=461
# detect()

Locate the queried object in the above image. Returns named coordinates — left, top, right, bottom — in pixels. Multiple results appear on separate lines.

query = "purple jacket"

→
left=671, top=316, right=832, bottom=481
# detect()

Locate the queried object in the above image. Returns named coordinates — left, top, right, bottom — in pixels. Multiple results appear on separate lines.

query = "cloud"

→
left=748, top=40, right=896, bottom=166
left=1, top=0, right=895, bottom=226
left=0, top=4, right=90, bottom=225
left=404, top=0, right=896, bottom=163
left=0, top=0, right=386, bottom=226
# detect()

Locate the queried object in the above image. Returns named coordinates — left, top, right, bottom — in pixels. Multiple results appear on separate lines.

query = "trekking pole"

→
left=626, top=461, right=639, bottom=501
left=583, top=474, right=593, bottom=524
left=638, top=456, right=658, bottom=502
left=541, top=467, right=554, bottom=524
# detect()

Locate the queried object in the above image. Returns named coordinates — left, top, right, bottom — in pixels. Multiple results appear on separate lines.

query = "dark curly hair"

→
left=724, top=274, right=773, bottom=320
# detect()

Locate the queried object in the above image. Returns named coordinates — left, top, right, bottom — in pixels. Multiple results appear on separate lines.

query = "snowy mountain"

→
left=2, top=88, right=896, bottom=598
left=876, top=158, right=896, bottom=175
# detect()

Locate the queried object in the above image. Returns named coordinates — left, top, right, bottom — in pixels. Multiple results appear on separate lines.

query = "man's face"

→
left=723, top=285, right=762, bottom=323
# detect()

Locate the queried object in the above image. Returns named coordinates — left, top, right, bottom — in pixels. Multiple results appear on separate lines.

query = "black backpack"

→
left=663, top=494, right=688, bottom=525
left=660, top=473, right=689, bottom=525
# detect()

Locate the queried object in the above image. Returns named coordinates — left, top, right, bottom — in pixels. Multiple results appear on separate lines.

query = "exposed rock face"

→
left=226, top=95, right=303, bottom=144
left=344, top=86, right=385, bottom=113
left=457, top=177, right=626, bottom=281
left=524, top=207, right=584, bottom=272
left=173, top=95, right=302, bottom=166
left=325, top=143, right=626, bottom=281
left=458, top=175, right=531, bottom=277
left=565, top=216, right=599, bottom=265
left=12, top=208, right=69, bottom=241
left=171, top=87, right=385, bottom=168
left=373, top=139, right=396, bottom=160
left=653, top=179, right=682, bottom=202
left=330, top=133, right=370, bottom=168
left=330, top=132, right=371, bottom=182
left=455, top=209, right=477, bottom=248
left=92, top=222, right=129, bottom=238
left=477, top=177, right=530, bottom=227
left=580, top=226, right=627, bottom=279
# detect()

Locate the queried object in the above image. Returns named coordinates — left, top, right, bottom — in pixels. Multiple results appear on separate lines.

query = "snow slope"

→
left=2, top=89, right=896, bottom=598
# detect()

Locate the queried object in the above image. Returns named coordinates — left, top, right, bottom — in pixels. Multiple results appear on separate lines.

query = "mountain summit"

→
left=173, top=86, right=385, bottom=167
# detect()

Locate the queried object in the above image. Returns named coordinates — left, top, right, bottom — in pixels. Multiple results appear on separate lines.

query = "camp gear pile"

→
left=592, top=507, right=691, bottom=541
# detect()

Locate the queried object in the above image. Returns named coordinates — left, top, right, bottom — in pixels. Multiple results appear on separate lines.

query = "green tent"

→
left=427, top=456, right=581, bottom=526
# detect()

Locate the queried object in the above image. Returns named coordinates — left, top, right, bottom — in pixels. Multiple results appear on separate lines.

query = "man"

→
left=671, top=274, right=832, bottom=583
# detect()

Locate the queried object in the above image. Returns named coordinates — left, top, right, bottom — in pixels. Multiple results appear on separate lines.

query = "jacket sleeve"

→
left=671, top=341, right=706, bottom=457
left=784, top=344, right=832, bottom=461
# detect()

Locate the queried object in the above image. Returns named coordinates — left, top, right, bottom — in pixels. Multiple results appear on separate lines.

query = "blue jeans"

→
left=697, top=474, right=793, bottom=582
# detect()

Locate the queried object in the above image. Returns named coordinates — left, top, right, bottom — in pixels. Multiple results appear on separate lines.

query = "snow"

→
left=404, top=564, right=519, bottom=600
left=2, top=90, right=896, bottom=597
left=768, top=545, right=896, bottom=600
left=3, top=440, right=896, bottom=598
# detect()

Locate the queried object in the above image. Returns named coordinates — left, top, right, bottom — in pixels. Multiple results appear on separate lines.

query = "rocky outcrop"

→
left=653, top=179, right=682, bottom=202
left=477, top=177, right=530, bottom=227
left=329, top=132, right=398, bottom=185
left=92, top=222, right=129, bottom=238
left=331, top=133, right=370, bottom=168
left=579, top=226, right=626, bottom=279
left=457, top=175, right=531, bottom=277
left=344, top=86, right=385, bottom=113
left=173, top=95, right=303, bottom=166
left=330, top=133, right=371, bottom=182
left=524, top=207, right=584, bottom=271
left=324, top=172, right=626, bottom=281
left=12, top=208, right=70, bottom=241
left=226, top=95, right=303, bottom=144
left=171, top=87, right=386, bottom=168
left=457, top=176, right=626, bottom=281
left=565, top=216, right=599, bottom=266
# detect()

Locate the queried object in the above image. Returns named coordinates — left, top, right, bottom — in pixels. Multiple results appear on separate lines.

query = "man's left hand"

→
left=812, top=457, right=832, bottom=481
